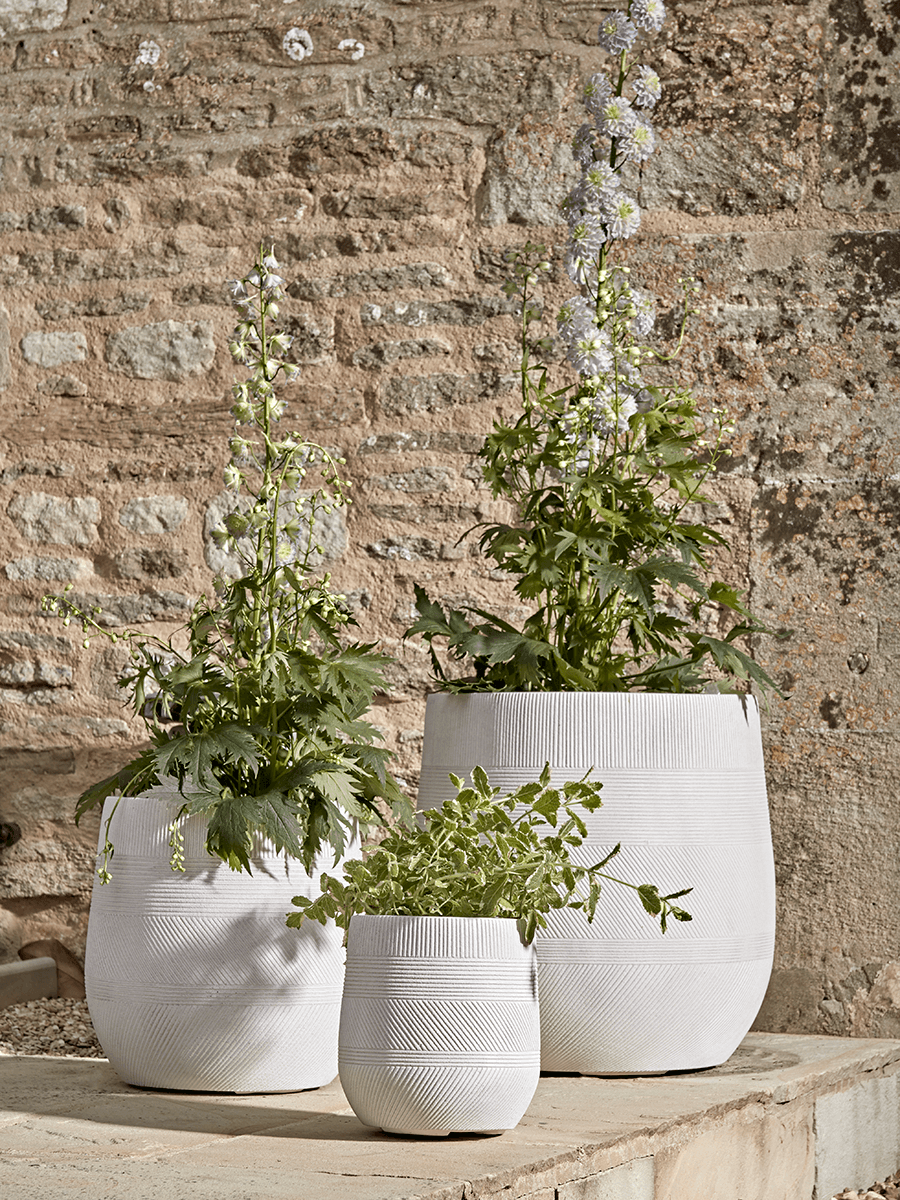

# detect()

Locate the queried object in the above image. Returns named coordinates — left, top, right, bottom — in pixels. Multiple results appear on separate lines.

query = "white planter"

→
left=419, top=691, right=776, bottom=1075
left=86, top=787, right=352, bottom=1092
left=338, top=915, right=540, bottom=1135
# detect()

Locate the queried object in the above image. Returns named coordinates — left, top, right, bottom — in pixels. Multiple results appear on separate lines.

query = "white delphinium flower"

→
left=597, top=95, right=636, bottom=138
left=569, top=332, right=614, bottom=376
left=572, top=122, right=597, bottom=167
left=633, top=64, right=662, bottom=107
left=565, top=245, right=602, bottom=287
left=568, top=210, right=605, bottom=255
left=592, top=386, right=638, bottom=436
left=620, top=118, right=655, bottom=162
left=597, top=11, right=638, bottom=52
left=603, top=193, right=642, bottom=239
left=557, top=295, right=597, bottom=341
left=631, top=0, right=667, bottom=32
left=582, top=72, right=613, bottom=119
left=626, top=285, right=657, bottom=337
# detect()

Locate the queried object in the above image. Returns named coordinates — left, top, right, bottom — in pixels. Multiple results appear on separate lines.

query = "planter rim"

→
left=348, top=913, right=521, bottom=926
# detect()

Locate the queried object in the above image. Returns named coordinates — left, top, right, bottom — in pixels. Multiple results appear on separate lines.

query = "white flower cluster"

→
left=553, top=3, right=667, bottom=469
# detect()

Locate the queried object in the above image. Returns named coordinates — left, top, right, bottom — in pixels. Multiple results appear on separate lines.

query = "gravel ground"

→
left=0, top=996, right=104, bottom=1058
left=0, top=999, right=897, bottom=1197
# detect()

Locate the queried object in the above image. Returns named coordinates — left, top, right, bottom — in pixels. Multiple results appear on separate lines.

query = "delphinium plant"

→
left=44, top=245, right=411, bottom=881
left=407, top=1, right=778, bottom=695
left=288, top=765, right=692, bottom=944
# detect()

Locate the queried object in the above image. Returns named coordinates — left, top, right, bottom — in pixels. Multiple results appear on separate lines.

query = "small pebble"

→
left=0, top=997, right=104, bottom=1058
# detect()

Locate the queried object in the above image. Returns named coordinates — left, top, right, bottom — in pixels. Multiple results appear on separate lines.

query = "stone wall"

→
left=0, top=0, right=897, bottom=1037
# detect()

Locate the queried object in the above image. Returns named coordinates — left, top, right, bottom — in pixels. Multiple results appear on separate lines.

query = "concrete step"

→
left=0, top=1031, right=898, bottom=1200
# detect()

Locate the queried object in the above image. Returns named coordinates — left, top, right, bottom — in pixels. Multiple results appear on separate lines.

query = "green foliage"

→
left=44, top=245, right=412, bottom=879
left=288, top=764, right=692, bottom=944
left=405, top=247, right=781, bottom=697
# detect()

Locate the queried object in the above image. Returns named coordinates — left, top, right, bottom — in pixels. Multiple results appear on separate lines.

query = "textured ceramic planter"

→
left=338, top=914, right=540, bottom=1136
left=419, top=691, right=776, bottom=1075
left=86, top=787, right=351, bottom=1092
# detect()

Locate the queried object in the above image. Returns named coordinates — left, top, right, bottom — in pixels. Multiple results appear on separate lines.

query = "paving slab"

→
left=1, top=1032, right=899, bottom=1200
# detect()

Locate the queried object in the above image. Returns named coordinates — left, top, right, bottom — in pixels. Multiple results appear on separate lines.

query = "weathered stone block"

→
left=115, top=547, right=189, bottom=580
left=118, top=496, right=189, bottom=535
left=557, top=1157, right=653, bottom=1200
left=815, top=1071, right=900, bottom=1199
left=481, top=122, right=578, bottom=226
left=288, top=263, right=453, bottom=300
left=37, top=294, right=150, bottom=321
left=284, top=312, right=335, bottom=364
left=379, top=371, right=515, bottom=416
left=293, top=386, right=365, bottom=427
left=27, top=205, right=86, bottom=231
left=20, top=331, right=87, bottom=368
left=351, top=338, right=453, bottom=368
left=822, top=1, right=899, bottom=211
left=59, top=591, right=191, bottom=628
left=360, top=297, right=516, bottom=327
left=7, top=493, right=100, bottom=546
left=357, top=431, right=485, bottom=455
left=0, top=0, right=67, bottom=36
left=4, top=556, right=90, bottom=582
left=36, top=375, right=88, bottom=396
left=371, top=467, right=455, bottom=493
left=106, top=320, right=216, bottom=381
left=0, top=304, right=9, bottom=392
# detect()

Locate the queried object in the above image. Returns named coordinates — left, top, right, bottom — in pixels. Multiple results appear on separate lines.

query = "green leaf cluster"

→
left=288, top=764, right=692, bottom=944
left=44, top=245, right=412, bottom=879
left=405, top=246, right=782, bottom=698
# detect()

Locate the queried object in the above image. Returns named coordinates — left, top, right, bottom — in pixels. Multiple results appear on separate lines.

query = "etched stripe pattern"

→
left=338, top=916, right=540, bottom=1135
left=419, top=693, right=776, bottom=1073
left=85, top=791, right=351, bottom=1092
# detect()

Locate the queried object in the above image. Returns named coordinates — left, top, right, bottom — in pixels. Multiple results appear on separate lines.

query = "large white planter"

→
left=338, top=915, right=540, bottom=1135
left=419, top=692, right=776, bottom=1075
left=86, top=787, right=352, bottom=1092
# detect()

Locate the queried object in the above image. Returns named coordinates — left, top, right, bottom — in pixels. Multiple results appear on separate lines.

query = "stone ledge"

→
left=1, top=1032, right=899, bottom=1199
left=0, top=957, right=57, bottom=1008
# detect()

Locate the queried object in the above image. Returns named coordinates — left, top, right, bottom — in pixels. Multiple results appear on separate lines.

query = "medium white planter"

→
left=338, top=915, right=540, bottom=1135
left=86, top=787, right=352, bottom=1092
left=419, top=691, right=776, bottom=1075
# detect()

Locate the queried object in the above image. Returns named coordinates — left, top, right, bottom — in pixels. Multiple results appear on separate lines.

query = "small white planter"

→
left=338, top=914, right=540, bottom=1136
left=86, top=787, right=352, bottom=1093
left=419, top=691, right=776, bottom=1075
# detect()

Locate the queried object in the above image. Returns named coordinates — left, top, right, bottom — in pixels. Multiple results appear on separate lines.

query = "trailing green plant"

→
left=406, top=2, right=780, bottom=696
left=44, top=245, right=412, bottom=881
left=288, top=763, right=692, bottom=944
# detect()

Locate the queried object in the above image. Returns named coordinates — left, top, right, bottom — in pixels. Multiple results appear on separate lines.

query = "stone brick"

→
left=360, top=298, right=516, bottom=327
left=822, top=2, right=900, bottom=211
left=115, top=547, right=189, bottom=580
left=293, top=387, right=365, bottom=427
left=557, top=1157, right=654, bottom=1200
left=27, top=205, right=86, bottom=231
left=0, top=839, right=95, bottom=900
left=36, top=375, right=88, bottom=396
left=284, top=312, right=335, bottom=364
left=0, top=0, right=67, bottom=36
left=288, top=263, right=453, bottom=300
left=286, top=125, right=477, bottom=176
left=118, top=496, right=189, bottom=535
left=815, top=1072, right=900, bottom=1200
left=37, top=294, right=150, bottom=321
left=60, top=591, right=192, bottom=628
left=480, top=122, right=579, bottom=226
left=5, top=556, right=90, bottom=582
left=379, top=371, right=515, bottom=416
left=361, top=51, right=574, bottom=127
left=105, top=320, right=216, bottom=381
left=369, top=502, right=477, bottom=526
left=0, top=462, right=74, bottom=486
left=20, top=331, right=87, bottom=368
left=371, top=467, right=455, bottom=493
left=7, top=493, right=100, bottom=546
left=357, top=431, right=484, bottom=455
left=351, top=338, right=453, bottom=368
left=0, top=304, right=9, bottom=392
